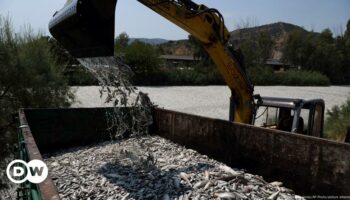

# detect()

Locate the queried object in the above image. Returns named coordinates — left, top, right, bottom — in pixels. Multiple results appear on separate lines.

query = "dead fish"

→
left=204, top=171, right=210, bottom=180
left=179, top=172, right=192, bottom=186
left=214, top=192, right=236, bottom=199
left=217, top=175, right=240, bottom=182
left=254, top=175, right=268, bottom=184
left=105, top=173, right=121, bottom=179
left=268, top=191, right=280, bottom=200
left=44, top=135, right=300, bottom=199
left=100, top=177, right=107, bottom=186
left=295, top=195, right=305, bottom=200
left=269, top=181, right=283, bottom=187
left=121, top=193, right=130, bottom=200
left=233, top=192, right=248, bottom=199
left=203, top=181, right=212, bottom=190
left=218, top=165, right=241, bottom=176
left=50, top=161, right=59, bottom=167
left=216, top=180, right=228, bottom=187
left=261, top=188, right=274, bottom=195
left=161, top=164, right=179, bottom=170
left=193, top=180, right=209, bottom=189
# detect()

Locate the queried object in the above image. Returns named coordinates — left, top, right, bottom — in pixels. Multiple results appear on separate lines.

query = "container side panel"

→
left=154, top=108, right=350, bottom=195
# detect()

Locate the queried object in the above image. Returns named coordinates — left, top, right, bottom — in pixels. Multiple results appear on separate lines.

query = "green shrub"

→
left=277, top=70, right=330, bottom=86
left=123, top=41, right=160, bottom=85
left=0, top=15, right=74, bottom=189
left=143, top=67, right=224, bottom=86
left=325, top=98, right=350, bottom=141
left=247, top=66, right=330, bottom=86
left=132, top=65, right=330, bottom=86
left=65, top=69, right=98, bottom=86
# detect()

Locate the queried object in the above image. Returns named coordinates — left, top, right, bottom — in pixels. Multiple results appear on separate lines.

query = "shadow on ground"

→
left=98, top=159, right=214, bottom=199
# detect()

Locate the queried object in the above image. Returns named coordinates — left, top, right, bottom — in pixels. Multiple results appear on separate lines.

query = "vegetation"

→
left=123, top=40, right=161, bottom=85
left=114, top=33, right=223, bottom=86
left=49, top=37, right=98, bottom=86
left=151, top=65, right=224, bottom=86
left=64, top=69, right=98, bottom=86
left=325, top=98, right=350, bottom=141
left=237, top=31, right=272, bottom=67
left=282, top=20, right=350, bottom=84
left=247, top=66, right=330, bottom=86
left=0, top=15, right=74, bottom=188
left=67, top=19, right=350, bottom=86
left=112, top=30, right=334, bottom=86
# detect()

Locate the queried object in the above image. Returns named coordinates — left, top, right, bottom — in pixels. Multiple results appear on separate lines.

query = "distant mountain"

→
left=230, top=22, right=309, bottom=60
left=131, top=22, right=313, bottom=60
left=129, top=38, right=169, bottom=45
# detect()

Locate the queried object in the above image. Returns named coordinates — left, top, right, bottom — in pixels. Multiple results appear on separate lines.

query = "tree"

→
left=283, top=21, right=350, bottom=84
left=319, top=28, right=334, bottom=44
left=257, top=31, right=274, bottom=63
left=0, top=14, right=75, bottom=126
left=0, top=15, right=74, bottom=189
left=237, top=30, right=274, bottom=68
left=123, top=40, right=160, bottom=84
left=283, top=29, right=312, bottom=67
left=345, top=19, right=350, bottom=47
left=325, top=98, right=350, bottom=141
left=114, top=32, right=130, bottom=57
left=188, top=34, right=209, bottom=60
left=239, top=39, right=259, bottom=68
left=115, top=32, right=130, bottom=48
left=49, top=38, right=77, bottom=66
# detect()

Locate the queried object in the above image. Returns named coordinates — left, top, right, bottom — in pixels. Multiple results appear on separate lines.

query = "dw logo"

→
left=6, top=159, right=48, bottom=184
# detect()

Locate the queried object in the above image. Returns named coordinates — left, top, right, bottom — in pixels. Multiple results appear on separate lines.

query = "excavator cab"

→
left=253, top=96, right=325, bottom=137
left=49, top=0, right=118, bottom=58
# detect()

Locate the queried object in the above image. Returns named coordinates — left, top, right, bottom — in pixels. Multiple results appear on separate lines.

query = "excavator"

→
left=49, top=0, right=325, bottom=138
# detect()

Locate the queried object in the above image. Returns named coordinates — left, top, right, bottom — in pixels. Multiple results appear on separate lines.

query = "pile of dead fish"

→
left=44, top=136, right=304, bottom=200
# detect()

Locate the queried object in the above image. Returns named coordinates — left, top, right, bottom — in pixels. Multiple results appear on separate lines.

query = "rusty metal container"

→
left=16, top=107, right=350, bottom=199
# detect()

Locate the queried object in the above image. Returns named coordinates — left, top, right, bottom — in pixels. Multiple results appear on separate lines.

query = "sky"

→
left=0, top=0, right=349, bottom=40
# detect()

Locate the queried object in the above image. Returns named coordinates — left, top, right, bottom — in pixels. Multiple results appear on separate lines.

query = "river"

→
left=72, top=86, right=350, bottom=120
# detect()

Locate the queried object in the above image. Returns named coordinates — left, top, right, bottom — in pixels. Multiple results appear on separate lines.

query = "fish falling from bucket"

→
left=49, top=0, right=154, bottom=138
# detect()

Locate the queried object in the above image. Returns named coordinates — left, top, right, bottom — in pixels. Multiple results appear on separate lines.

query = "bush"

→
left=132, top=64, right=330, bottom=86
left=65, top=68, right=98, bottom=86
left=0, top=15, right=74, bottom=189
left=137, top=66, right=225, bottom=86
left=325, top=98, right=350, bottom=141
left=247, top=66, right=330, bottom=86
left=123, top=41, right=161, bottom=85
left=277, top=70, right=330, bottom=86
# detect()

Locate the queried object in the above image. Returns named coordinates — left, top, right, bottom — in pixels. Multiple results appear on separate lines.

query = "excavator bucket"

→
left=49, top=0, right=118, bottom=58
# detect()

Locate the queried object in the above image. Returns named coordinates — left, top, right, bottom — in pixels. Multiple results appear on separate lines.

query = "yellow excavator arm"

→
left=49, top=0, right=254, bottom=123
left=138, top=0, right=254, bottom=123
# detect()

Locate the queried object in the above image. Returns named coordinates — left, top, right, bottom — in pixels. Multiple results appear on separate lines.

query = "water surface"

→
left=72, top=86, right=350, bottom=120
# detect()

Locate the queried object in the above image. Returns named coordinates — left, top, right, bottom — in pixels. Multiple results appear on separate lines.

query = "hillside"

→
left=157, top=39, right=194, bottom=56
left=129, top=38, right=168, bottom=45
left=129, top=22, right=313, bottom=61
left=230, top=22, right=308, bottom=60
left=149, top=22, right=310, bottom=60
